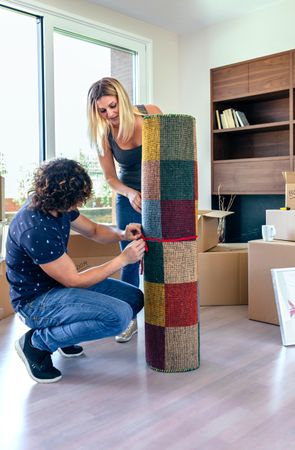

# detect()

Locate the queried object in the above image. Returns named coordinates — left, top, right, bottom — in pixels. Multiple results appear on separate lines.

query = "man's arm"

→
left=40, top=238, right=145, bottom=288
left=70, top=214, right=141, bottom=244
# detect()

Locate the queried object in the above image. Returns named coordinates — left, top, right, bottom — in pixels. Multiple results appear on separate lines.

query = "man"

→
left=5, top=158, right=145, bottom=383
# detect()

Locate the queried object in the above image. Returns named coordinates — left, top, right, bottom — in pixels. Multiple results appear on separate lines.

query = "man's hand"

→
left=121, top=239, right=145, bottom=265
left=123, top=223, right=142, bottom=241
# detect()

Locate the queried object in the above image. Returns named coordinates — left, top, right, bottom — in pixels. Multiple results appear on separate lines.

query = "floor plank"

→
left=1, top=306, right=295, bottom=449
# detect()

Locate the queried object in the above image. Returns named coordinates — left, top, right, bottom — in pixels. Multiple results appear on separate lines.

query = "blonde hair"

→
left=87, top=77, right=135, bottom=155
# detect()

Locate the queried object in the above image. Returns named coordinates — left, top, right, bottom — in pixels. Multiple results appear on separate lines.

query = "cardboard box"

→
left=67, top=233, right=121, bottom=279
left=266, top=209, right=295, bottom=241
left=248, top=239, right=295, bottom=325
left=0, top=260, right=14, bottom=320
left=0, top=176, right=4, bottom=221
left=198, top=210, right=233, bottom=253
left=0, top=222, right=8, bottom=259
left=199, top=243, right=248, bottom=306
left=283, top=172, right=295, bottom=210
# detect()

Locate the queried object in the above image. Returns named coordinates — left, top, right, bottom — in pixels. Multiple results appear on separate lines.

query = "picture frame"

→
left=271, top=267, right=295, bottom=346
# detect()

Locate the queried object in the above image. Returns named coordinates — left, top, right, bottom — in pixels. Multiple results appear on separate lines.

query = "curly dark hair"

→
left=29, top=158, right=93, bottom=213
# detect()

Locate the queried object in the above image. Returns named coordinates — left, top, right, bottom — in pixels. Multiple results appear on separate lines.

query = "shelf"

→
left=213, top=121, right=289, bottom=134
left=211, top=50, right=295, bottom=195
left=213, top=156, right=289, bottom=164
left=213, top=129, right=289, bottom=160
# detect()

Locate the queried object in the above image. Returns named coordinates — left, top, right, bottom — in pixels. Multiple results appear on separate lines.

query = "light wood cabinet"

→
left=211, top=50, right=294, bottom=195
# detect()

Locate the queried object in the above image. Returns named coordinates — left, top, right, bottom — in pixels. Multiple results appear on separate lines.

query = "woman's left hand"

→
left=124, top=223, right=142, bottom=241
left=127, top=189, right=142, bottom=213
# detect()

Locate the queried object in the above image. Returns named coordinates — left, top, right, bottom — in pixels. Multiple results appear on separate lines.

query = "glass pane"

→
left=53, top=31, right=135, bottom=223
left=0, top=8, right=40, bottom=223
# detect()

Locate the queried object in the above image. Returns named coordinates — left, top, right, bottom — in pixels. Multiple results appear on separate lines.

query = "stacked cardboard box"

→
left=283, top=172, right=295, bottom=209
left=266, top=209, right=295, bottom=241
left=248, top=240, right=295, bottom=325
left=198, top=210, right=248, bottom=306
left=0, top=221, right=14, bottom=319
left=0, top=259, right=14, bottom=320
left=248, top=173, right=295, bottom=325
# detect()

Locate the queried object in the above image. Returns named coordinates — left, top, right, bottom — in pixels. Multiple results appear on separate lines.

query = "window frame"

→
left=2, top=0, right=153, bottom=160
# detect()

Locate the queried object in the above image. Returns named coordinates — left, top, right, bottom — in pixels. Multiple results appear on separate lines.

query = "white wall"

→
left=34, top=0, right=179, bottom=113
left=180, top=0, right=295, bottom=209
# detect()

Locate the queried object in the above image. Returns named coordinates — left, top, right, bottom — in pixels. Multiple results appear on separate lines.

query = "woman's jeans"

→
left=116, top=193, right=142, bottom=287
left=18, top=278, right=144, bottom=353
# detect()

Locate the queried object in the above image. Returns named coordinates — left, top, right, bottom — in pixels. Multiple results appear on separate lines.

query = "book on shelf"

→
left=215, top=110, right=222, bottom=129
left=231, top=109, right=240, bottom=128
left=236, top=110, right=249, bottom=127
left=220, top=113, right=228, bottom=129
left=223, top=108, right=235, bottom=128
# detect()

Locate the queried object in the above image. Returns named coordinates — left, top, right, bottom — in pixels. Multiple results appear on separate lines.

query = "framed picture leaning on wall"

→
left=271, top=267, right=295, bottom=346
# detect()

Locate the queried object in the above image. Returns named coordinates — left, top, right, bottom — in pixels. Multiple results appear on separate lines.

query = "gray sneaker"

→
left=115, top=318, right=138, bottom=343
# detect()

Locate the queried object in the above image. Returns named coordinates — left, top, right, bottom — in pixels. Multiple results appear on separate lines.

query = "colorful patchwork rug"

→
left=142, top=114, right=199, bottom=372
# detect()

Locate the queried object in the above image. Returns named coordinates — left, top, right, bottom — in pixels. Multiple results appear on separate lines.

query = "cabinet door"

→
left=293, top=52, right=295, bottom=87
left=213, top=158, right=289, bottom=194
left=212, top=64, right=248, bottom=101
left=249, top=54, right=290, bottom=93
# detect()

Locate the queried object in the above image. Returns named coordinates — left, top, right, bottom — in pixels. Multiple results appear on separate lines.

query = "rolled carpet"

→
left=142, top=114, right=199, bottom=372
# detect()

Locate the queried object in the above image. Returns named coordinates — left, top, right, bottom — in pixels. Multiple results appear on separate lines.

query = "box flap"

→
left=283, top=172, right=295, bottom=183
left=199, top=209, right=234, bottom=219
left=207, top=243, right=248, bottom=253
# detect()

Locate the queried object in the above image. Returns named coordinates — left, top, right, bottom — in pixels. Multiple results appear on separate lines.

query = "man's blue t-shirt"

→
left=5, top=201, right=79, bottom=311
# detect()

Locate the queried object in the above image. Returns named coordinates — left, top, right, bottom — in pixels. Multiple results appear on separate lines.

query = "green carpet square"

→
left=160, top=160, right=195, bottom=200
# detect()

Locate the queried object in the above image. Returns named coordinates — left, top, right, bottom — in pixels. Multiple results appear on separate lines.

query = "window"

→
left=53, top=31, right=135, bottom=223
left=1, top=1, right=151, bottom=223
left=0, top=6, right=41, bottom=222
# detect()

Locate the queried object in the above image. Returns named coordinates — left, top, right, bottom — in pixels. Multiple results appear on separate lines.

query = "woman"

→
left=87, top=77, right=162, bottom=342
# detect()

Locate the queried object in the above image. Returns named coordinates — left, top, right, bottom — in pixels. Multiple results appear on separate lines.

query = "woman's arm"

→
left=98, top=149, right=127, bottom=196
left=99, top=106, right=162, bottom=213
left=99, top=150, right=142, bottom=213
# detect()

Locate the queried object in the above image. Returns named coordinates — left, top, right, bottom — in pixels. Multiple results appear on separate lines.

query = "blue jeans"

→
left=18, top=278, right=144, bottom=353
left=116, top=194, right=142, bottom=287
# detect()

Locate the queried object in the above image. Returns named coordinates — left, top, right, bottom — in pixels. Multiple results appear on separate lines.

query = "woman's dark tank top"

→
left=108, top=105, right=148, bottom=191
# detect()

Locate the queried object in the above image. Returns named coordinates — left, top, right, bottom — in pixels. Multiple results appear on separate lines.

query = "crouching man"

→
left=5, top=158, right=145, bottom=383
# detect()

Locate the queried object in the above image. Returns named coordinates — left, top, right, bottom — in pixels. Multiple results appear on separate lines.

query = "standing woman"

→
left=87, top=77, right=162, bottom=342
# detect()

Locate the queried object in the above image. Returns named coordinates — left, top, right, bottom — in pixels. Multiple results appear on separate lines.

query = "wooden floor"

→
left=1, top=306, right=295, bottom=450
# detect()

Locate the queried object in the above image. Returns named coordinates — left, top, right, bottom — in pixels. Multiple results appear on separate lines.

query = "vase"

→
left=217, top=217, right=226, bottom=243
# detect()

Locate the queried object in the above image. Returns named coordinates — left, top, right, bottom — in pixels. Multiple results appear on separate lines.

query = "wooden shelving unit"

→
left=211, top=50, right=295, bottom=195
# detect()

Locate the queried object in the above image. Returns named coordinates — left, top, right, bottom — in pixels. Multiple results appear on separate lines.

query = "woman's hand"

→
left=127, top=189, right=142, bottom=213
left=120, top=239, right=145, bottom=265
left=123, top=223, right=142, bottom=241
